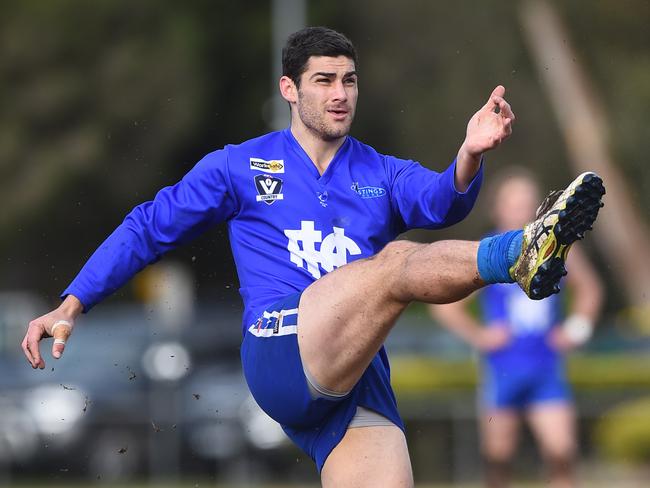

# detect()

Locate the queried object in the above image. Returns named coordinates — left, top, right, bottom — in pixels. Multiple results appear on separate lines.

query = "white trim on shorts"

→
left=247, top=301, right=395, bottom=429
left=247, top=308, right=298, bottom=337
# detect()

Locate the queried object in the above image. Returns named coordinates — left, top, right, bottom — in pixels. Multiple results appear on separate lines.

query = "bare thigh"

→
left=321, top=425, right=413, bottom=488
left=480, top=409, right=521, bottom=461
left=298, top=240, right=481, bottom=393
left=526, top=402, right=576, bottom=460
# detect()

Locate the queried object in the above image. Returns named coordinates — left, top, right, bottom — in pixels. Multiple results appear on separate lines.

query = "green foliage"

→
left=596, top=396, right=650, bottom=465
left=0, top=0, right=270, bottom=295
left=0, top=0, right=203, bottom=223
left=390, top=353, right=650, bottom=394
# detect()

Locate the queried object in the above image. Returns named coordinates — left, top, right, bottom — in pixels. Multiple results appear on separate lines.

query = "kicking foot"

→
left=510, top=172, right=605, bottom=300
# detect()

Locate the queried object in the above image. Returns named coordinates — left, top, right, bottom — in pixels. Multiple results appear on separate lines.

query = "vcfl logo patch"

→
left=255, top=174, right=284, bottom=204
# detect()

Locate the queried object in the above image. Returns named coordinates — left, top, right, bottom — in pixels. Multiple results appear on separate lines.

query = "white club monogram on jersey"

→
left=284, top=221, right=361, bottom=279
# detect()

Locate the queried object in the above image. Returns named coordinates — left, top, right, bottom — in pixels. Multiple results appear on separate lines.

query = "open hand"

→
left=461, top=85, right=515, bottom=158
left=22, top=295, right=82, bottom=369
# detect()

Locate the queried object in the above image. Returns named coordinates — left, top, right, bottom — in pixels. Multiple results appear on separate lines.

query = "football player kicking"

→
left=23, top=27, right=604, bottom=487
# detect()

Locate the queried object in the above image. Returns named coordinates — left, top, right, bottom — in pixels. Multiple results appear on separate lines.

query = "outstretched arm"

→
left=62, top=153, right=235, bottom=312
left=22, top=150, right=237, bottom=368
left=455, top=85, right=515, bottom=191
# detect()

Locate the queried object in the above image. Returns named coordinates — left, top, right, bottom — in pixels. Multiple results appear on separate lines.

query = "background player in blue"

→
left=21, top=27, right=604, bottom=486
left=431, top=168, right=603, bottom=488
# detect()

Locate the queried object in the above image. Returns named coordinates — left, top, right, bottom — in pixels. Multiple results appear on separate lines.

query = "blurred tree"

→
left=0, top=0, right=203, bottom=300
left=520, top=0, right=650, bottom=317
left=0, top=0, right=270, bottom=303
left=0, top=0, right=202, bottom=231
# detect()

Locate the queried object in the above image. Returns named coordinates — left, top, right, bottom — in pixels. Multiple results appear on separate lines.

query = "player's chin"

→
left=322, top=128, right=351, bottom=141
left=325, top=121, right=353, bottom=139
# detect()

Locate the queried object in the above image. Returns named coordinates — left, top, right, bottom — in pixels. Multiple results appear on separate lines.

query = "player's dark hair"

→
left=282, top=26, right=357, bottom=88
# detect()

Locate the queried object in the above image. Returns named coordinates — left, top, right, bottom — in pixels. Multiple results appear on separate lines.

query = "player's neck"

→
left=290, top=123, right=346, bottom=176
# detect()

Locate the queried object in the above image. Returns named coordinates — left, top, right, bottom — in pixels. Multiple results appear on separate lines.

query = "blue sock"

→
left=477, top=230, right=523, bottom=284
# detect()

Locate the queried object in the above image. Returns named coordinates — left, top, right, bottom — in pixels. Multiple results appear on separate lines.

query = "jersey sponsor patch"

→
left=255, top=174, right=284, bottom=204
left=351, top=182, right=386, bottom=199
left=250, top=158, right=285, bottom=173
left=284, top=220, right=361, bottom=279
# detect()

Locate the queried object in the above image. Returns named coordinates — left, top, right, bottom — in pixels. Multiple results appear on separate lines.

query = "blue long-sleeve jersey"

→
left=63, top=129, right=482, bottom=332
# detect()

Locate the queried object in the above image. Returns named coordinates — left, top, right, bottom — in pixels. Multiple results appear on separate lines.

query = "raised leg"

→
left=298, top=239, right=483, bottom=393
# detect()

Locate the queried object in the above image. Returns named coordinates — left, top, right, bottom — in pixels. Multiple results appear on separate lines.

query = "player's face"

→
left=494, top=177, right=540, bottom=230
left=294, top=56, right=358, bottom=141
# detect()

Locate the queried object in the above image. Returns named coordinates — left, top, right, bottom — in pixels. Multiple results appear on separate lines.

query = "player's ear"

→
left=279, top=76, right=298, bottom=103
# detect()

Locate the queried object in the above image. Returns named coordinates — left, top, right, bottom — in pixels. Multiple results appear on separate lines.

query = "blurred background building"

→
left=1, top=0, right=649, bottom=486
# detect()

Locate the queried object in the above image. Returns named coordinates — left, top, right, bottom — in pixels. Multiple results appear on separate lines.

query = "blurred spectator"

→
left=430, top=167, right=603, bottom=488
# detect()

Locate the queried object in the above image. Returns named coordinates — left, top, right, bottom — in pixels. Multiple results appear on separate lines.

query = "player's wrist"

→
left=455, top=145, right=482, bottom=192
left=457, top=143, right=482, bottom=166
left=562, top=314, right=594, bottom=346
left=58, top=294, right=84, bottom=319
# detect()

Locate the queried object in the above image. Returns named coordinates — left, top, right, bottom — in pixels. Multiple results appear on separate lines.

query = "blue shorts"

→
left=240, top=292, right=405, bottom=471
left=481, top=360, right=572, bottom=411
